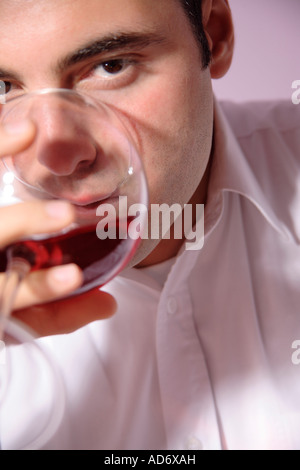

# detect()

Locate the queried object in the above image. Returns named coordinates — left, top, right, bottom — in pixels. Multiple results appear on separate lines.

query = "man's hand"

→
left=13, top=289, right=117, bottom=336
left=0, top=121, right=117, bottom=337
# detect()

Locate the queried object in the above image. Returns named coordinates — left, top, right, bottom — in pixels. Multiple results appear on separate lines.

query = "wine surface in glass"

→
left=0, top=218, right=137, bottom=293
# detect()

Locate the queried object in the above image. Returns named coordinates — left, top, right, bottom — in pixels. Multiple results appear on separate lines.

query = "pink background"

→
left=212, top=0, right=299, bottom=102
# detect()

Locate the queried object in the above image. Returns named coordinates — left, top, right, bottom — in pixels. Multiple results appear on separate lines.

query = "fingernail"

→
left=3, top=120, right=32, bottom=135
left=51, top=264, right=80, bottom=284
left=45, top=201, right=73, bottom=219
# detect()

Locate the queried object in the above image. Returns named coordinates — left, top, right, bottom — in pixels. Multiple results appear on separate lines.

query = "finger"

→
left=12, top=263, right=84, bottom=309
left=0, top=200, right=75, bottom=249
left=13, top=288, right=117, bottom=336
left=0, top=120, right=36, bottom=157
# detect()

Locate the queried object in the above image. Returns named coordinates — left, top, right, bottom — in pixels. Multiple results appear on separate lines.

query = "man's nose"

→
left=34, top=102, right=97, bottom=176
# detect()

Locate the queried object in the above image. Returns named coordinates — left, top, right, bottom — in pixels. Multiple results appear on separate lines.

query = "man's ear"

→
left=202, top=0, right=234, bottom=79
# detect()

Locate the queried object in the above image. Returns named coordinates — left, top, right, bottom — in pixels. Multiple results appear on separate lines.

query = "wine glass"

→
left=0, top=318, right=66, bottom=450
left=0, top=88, right=148, bottom=449
left=0, top=88, right=148, bottom=297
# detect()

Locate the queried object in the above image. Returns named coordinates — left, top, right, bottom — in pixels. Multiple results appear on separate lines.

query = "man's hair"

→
left=180, top=0, right=212, bottom=68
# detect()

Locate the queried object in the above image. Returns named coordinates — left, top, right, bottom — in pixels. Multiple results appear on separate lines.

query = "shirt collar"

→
left=205, top=98, right=294, bottom=242
left=119, top=98, right=298, bottom=289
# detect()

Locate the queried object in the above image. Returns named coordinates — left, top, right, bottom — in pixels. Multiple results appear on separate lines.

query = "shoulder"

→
left=219, top=99, right=300, bottom=175
left=219, top=99, right=300, bottom=140
left=219, top=100, right=300, bottom=243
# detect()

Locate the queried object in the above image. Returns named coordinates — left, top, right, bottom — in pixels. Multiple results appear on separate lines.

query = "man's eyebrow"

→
left=0, top=69, right=22, bottom=82
left=57, top=32, right=167, bottom=72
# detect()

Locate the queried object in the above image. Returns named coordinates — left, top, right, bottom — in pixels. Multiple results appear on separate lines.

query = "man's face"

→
left=0, top=0, right=214, bottom=263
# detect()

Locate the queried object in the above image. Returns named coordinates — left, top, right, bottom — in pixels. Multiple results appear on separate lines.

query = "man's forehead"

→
left=0, top=0, right=181, bottom=39
left=0, top=0, right=179, bottom=16
left=0, top=0, right=190, bottom=82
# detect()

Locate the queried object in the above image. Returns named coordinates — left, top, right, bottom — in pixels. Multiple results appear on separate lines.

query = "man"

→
left=0, top=0, right=300, bottom=450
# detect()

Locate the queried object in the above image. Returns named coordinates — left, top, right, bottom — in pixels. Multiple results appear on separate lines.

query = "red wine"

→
left=0, top=219, right=138, bottom=293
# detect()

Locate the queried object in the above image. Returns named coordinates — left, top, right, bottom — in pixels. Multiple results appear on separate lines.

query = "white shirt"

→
left=1, top=98, right=300, bottom=450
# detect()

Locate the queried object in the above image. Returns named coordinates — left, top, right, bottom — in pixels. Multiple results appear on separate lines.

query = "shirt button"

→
left=186, top=436, right=203, bottom=450
left=167, top=297, right=178, bottom=315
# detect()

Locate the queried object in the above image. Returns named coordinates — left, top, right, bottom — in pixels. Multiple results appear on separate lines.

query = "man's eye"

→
left=78, top=57, right=138, bottom=91
left=101, top=60, right=125, bottom=75
left=0, top=80, right=23, bottom=103
left=93, top=59, right=130, bottom=78
left=0, top=80, right=12, bottom=95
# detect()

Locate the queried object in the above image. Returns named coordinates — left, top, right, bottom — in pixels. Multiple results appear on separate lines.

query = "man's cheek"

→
left=124, top=69, right=190, bottom=127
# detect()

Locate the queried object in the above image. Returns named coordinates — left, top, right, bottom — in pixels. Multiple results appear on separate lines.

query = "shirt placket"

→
left=156, top=279, right=222, bottom=450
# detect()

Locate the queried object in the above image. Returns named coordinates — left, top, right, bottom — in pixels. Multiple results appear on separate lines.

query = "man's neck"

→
left=137, top=153, right=213, bottom=267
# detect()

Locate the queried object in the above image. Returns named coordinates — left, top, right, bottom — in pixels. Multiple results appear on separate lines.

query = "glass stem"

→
left=0, top=252, right=31, bottom=340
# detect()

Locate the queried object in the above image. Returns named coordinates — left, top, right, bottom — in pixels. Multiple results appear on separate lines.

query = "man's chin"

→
left=127, top=238, right=163, bottom=269
left=130, top=236, right=184, bottom=269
